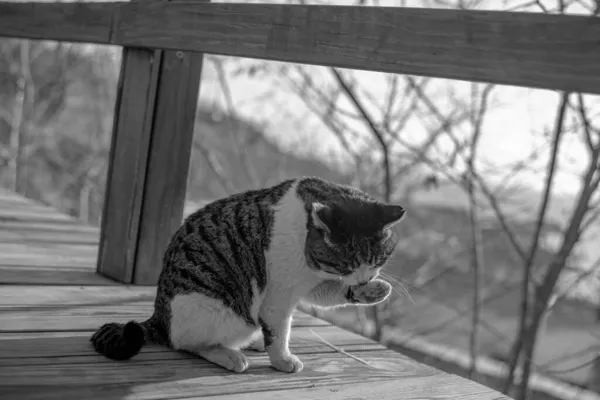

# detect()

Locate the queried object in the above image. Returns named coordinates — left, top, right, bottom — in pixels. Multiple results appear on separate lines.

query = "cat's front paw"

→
left=349, top=279, right=392, bottom=305
left=270, top=353, right=304, bottom=373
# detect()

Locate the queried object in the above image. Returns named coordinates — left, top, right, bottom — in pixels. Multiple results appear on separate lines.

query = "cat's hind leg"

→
left=244, top=331, right=265, bottom=352
left=195, top=346, right=249, bottom=373
left=169, top=292, right=260, bottom=373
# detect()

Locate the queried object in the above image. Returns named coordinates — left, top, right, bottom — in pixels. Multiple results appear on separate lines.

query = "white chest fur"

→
left=263, top=181, right=321, bottom=301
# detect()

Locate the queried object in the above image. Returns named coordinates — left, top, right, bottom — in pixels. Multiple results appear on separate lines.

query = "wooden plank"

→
left=0, top=243, right=98, bottom=256
left=0, top=258, right=96, bottom=269
left=0, top=225, right=98, bottom=245
left=0, top=325, right=384, bottom=359
left=120, top=3, right=600, bottom=94
left=0, top=350, right=444, bottom=400
left=0, top=241, right=98, bottom=269
left=0, top=1, right=116, bottom=44
left=96, top=47, right=162, bottom=283
left=0, top=285, right=155, bottom=307
left=0, top=221, right=98, bottom=234
left=196, top=377, right=508, bottom=400
left=0, top=304, right=327, bottom=331
left=0, top=259, right=96, bottom=269
left=0, top=284, right=328, bottom=329
left=0, top=235, right=98, bottom=246
left=132, top=50, right=204, bottom=285
left=0, top=208, right=76, bottom=221
left=0, top=266, right=114, bottom=285
left=0, top=376, right=508, bottom=400
left=0, top=2, right=599, bottom=93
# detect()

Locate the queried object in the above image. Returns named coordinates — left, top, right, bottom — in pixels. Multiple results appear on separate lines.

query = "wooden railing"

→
left=1, top=1, right=599, bottom=284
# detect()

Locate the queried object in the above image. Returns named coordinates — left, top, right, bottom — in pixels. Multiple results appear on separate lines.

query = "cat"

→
left=90, top=176, right=405, bottom=373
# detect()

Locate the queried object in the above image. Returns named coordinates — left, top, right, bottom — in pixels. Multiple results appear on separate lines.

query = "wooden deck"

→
left=0, top=189, right=511, bottom=399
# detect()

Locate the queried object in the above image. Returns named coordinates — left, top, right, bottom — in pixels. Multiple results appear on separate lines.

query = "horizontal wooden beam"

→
left=1, top=2, right=599, bottom=93
left=0, top=2, right=116, bottom=44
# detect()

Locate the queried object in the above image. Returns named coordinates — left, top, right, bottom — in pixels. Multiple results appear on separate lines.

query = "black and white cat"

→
left=91, top=177, right=405, bottom=373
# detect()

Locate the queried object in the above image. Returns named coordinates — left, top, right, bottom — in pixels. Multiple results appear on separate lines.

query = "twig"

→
left=543, top=354, right=600, bottom=375
left=540, top=344, right=600, bottom=369
left=309, top=329, right=375, bottom=368
left=466, top=83, right=492, bottom=379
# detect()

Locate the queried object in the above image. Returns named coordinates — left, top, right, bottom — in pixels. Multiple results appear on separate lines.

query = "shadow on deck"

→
left=0, top=188, right=509, bottom=399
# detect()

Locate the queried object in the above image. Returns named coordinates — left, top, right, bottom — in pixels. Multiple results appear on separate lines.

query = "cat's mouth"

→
left=343, top=273, right=377, bottom=286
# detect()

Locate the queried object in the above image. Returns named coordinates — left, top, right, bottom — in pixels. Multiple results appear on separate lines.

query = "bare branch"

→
left=576, top=93, right=597, bottom=151
left=466, top=83, right=493, bottom=379
left=383, top=74, right=399, bottom=128
left=330, top=68, right=392, bottom=203
left=503, top=92, right=570, bottom=394
left=534, top=0, right=550, bottom=12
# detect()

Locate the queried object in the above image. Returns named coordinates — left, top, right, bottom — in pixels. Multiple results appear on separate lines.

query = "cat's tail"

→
left=90, top=318, right=155, bottom=360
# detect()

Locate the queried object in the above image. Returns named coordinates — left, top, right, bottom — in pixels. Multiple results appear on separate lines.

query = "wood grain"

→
left=0, top=303, right=328, bottom=331
left=0, top=1, right=115, bottom=44
left=0, top=350, right=445, bottom=400
left=0, top=193, right=100, bottom=281
left=132, top=50, right=204, bottom=285
left=0, top=220, right=98, bottom=235
left=0, top=325, right=385, bottom=360
left=0, top=285, right=155, bottom=307
left=96, top=47, right=162, bottom=283
left=205, top=377, right=510, bottom=400
left=0, top=2, right=599, bottom=93
left=0, top=284, right=329, bottom=330
left=1, top=377, right=509, bottom=400
left=0, top=266, right=114, bottom=285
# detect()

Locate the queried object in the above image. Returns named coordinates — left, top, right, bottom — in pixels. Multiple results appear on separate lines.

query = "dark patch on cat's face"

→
left=305, top=198, right=405, bottom=283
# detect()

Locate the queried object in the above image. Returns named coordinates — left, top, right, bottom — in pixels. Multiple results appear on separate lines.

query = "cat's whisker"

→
left=381, top=273, right=416, bottom=299
left=380, top=272, right=406, bottom=289
left=381, top=271, right=417, bottom=291
left=378, top=275, right=412, bottom=302
left=379, top=273, right=415, bottom=304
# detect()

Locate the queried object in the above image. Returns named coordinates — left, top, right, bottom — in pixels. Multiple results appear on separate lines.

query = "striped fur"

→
left=91, top=177, right=405, bottom=373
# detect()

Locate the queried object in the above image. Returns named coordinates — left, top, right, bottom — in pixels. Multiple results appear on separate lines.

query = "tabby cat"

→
left=91, top=177, right=405, bottom=373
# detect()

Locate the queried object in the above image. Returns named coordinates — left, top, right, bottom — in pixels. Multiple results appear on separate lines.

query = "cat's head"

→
left=305, top=197, right=405, bottom=285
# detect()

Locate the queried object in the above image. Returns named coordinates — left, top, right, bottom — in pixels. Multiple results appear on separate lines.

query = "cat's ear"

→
left=380, top=204, right=405, bottom=229
left=311, top=202, right=334, bottom=233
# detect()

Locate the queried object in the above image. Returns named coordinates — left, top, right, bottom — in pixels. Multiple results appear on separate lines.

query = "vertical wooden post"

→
left=133, top=51, right=203, bottom=284
left=97, top=47, right=203, bottom=284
